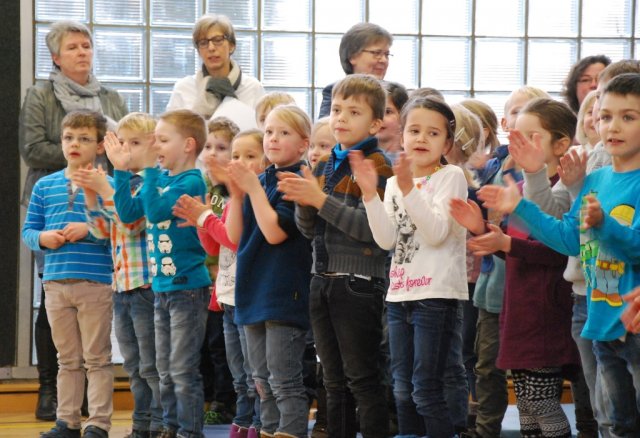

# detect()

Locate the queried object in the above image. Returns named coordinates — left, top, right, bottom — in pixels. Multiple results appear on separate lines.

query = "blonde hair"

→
left=117, top=112, right=156, bottom=135
left=192, top=14, right=236, bottom=50
left=255, top=92, right=296, bottom=117
left=311, top=116, right=333, bottom=138
left=576, top=90, right=598, bottom=146
left=207, top=116, right=240, bottom=143
left=158, top=109, right=207, bottom=155
left=451, top=104, right=484, bottom=187
left=233, top=129, right=270, bottom=167
left=504, top=86, right=550, bottom=113
left=459, top=99, right=500, bottom=150
left=266, top=104, right=312, bottom=140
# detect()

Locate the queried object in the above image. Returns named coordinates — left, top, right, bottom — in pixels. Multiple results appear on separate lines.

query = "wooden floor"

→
left=0, top=411, right=135, bottom=438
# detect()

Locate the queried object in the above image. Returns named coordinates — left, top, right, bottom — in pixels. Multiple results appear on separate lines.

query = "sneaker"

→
left=153, top=428, right=177, bottom=438
left=83, top=425, right=108, bottom=438
left=41, top=420, right=81, bottom=438
left=124, top=429, right=151, bottom=438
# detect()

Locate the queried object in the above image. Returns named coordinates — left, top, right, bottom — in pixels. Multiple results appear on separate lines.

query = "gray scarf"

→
left=50, top=69, right=116, bottom=130
left=192, top=59, right=243, bottom=118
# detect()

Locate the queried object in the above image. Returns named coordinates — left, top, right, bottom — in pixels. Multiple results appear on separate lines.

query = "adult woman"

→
left=562, top=55, right=611, bottom=113
left=318, top=22, right=393, bottom=118
left=167, top=13, right=264, bottom=128
left=18, top=20, right=127, bottom=422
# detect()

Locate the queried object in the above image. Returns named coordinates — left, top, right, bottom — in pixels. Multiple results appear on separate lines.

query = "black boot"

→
left=35, top=286, right=59, bottom=421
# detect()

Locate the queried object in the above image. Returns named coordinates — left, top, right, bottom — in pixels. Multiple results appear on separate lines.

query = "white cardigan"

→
left=364, top=165, right=469, bottom=302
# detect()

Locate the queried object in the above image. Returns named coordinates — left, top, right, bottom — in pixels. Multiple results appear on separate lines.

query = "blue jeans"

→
left=388, top=299, right=458, bottom=438
left=444, top=302, right=469, bottom=432
left=114, top=288, right=162, bottom=433
left=593, top=333, right=640, bottom=438
left=154, top=288, right=209, bottom=438
left=571, top=294, right=610, bottom=437
left=244, top=321, right=308, bottom=437
left=222, top=305, right=260, bottom=429
left=310, top=274, right=389, bottom=438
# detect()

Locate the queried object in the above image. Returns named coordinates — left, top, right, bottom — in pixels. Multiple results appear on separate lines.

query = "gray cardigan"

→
left=19, top=80, right=128, bottom=205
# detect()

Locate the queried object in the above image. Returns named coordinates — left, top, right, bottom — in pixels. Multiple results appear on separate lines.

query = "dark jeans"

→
left=462, top=283, right=478, bottom=401
left=310, top=274, right=389, bottom=438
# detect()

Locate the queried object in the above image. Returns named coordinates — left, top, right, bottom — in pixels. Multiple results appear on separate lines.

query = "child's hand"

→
left=580, top=194, right=603, bottom=230
left=449, top=198, right=485, bottom=235
left=228, top=161, right=261, bottom=195
left=622, top=287, right=640, bottom=333
left=477, top=174, right=521, bottom=214
left=62, top=222, right=89, bottom=242
left=508, top=130, right=545, bottom=174
left=204, top=155, right=229, bottom=185
left=103, top=131, right=131, bottom=171
left=39, top=230, right=65, bottom=249
left=393, top=153, right=414, bottom=196
left=467, top=223, right=511, bottom=256
left=173, top=194, right=211, bottom=228
left=348, top=150, right=379, bottom=201
left=277, top=165, right=327, bottom=208
left=558, top=148, right=587, bottom=188
left=72, top=164, right=111, bottom=197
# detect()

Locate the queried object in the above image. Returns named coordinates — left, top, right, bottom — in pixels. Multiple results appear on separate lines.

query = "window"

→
left=34, top=0, right=640, bottom=123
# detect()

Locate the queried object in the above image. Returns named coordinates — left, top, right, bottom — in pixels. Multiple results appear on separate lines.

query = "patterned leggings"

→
left=511, top=368, right=572, bottom=438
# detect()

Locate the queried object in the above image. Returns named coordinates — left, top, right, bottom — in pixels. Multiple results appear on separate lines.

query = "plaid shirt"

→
left=87, top=178, right=151, bottom=292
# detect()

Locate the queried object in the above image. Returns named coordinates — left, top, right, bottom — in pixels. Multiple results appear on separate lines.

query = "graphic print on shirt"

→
left=147, top=233, right=155, bottom=253
left=218, top=247, right=236, bottom=288
left=150, top=257, right=157, bottom=277
left=580, top=194, right=634, bottom=308
left=158, top=234, right=173, bottom=253
left=392, top=196, right=419, bottom=265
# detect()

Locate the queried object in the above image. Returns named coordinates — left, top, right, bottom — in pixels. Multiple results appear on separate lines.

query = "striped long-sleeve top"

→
left=22, top=169, right=112, bottom=284
left=86, top=172, right=151, bottom=292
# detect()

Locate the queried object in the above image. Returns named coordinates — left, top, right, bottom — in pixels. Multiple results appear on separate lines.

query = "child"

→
left=576, top=90, right=600, bottom=151
left=377, top=81, right=408, bottom=163
left=200, top=116, right=239, bottom=424
left=254, top=91, right=296, bottom=129
left=351, top=96, right=469, bottom=438
left=22, top=110, right=113, bottom=438
left=72, top=112, right=163, bottom=438
left=112, top=109, right=212, bottom=438
left=477, top=73, right=640, bottom=436
left=308, top=117, right=335, bottom=168
left=278, top=74, right=393, bottom=438
left=459, top=99, right=501, bottom=173
left=172, top=129, right=266, bottom=438
left=225, top=105, right=313, bottom=437
left=454, top=98, right=581, bottom=437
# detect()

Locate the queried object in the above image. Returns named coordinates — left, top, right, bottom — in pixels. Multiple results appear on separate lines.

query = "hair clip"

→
left=454, top=126, right=466, bottom=143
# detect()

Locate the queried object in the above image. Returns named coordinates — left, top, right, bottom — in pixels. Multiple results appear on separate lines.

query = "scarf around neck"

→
left=193, top=59, right=243, bottom=118
left=50, top=69, right=103, bottom=114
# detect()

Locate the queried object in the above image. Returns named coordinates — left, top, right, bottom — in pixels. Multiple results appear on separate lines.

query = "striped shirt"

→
left=22, top=170, right=113, bottom=284
left=86, top=172, right=151, bottom=292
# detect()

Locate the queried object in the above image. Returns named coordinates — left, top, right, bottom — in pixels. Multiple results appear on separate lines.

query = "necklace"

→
left=415, top=165, right=441, bottom=189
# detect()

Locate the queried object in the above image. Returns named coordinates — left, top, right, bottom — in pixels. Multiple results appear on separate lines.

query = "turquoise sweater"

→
left=139, top=167, right=211, bottom=293
left=514, top=166, right=640, bottom=341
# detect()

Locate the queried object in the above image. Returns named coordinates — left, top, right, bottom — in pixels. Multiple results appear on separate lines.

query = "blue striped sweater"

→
left=22, top=169, right=113, bottom=284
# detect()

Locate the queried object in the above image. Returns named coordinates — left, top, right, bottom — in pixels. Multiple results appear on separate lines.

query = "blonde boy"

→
left=111, top=109, right=211, bottom=438
left=22, top=110, right=113, bottom=438
left=254, top=91, right=295, bottom=129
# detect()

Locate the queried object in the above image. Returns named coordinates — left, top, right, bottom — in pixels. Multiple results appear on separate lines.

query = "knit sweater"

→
left=295, top=136, right=393, bottom=279
left=234, top=162, right=312, bottom=329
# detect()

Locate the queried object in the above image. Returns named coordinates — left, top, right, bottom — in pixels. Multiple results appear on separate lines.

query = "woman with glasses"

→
left=167, top=13, right=264, bottom=128
left=562, top=55, right=611, bottom=114
left=18, top=19, right=128, bottom=424
left=318, top=22, right=393, bottom=118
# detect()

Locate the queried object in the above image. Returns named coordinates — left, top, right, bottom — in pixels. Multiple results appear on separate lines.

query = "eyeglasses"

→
left=196, top=35, right=228, bottom=49
left=361, top=49, right=393, bottom=60
left=62, top=134, right=97, bottom=146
